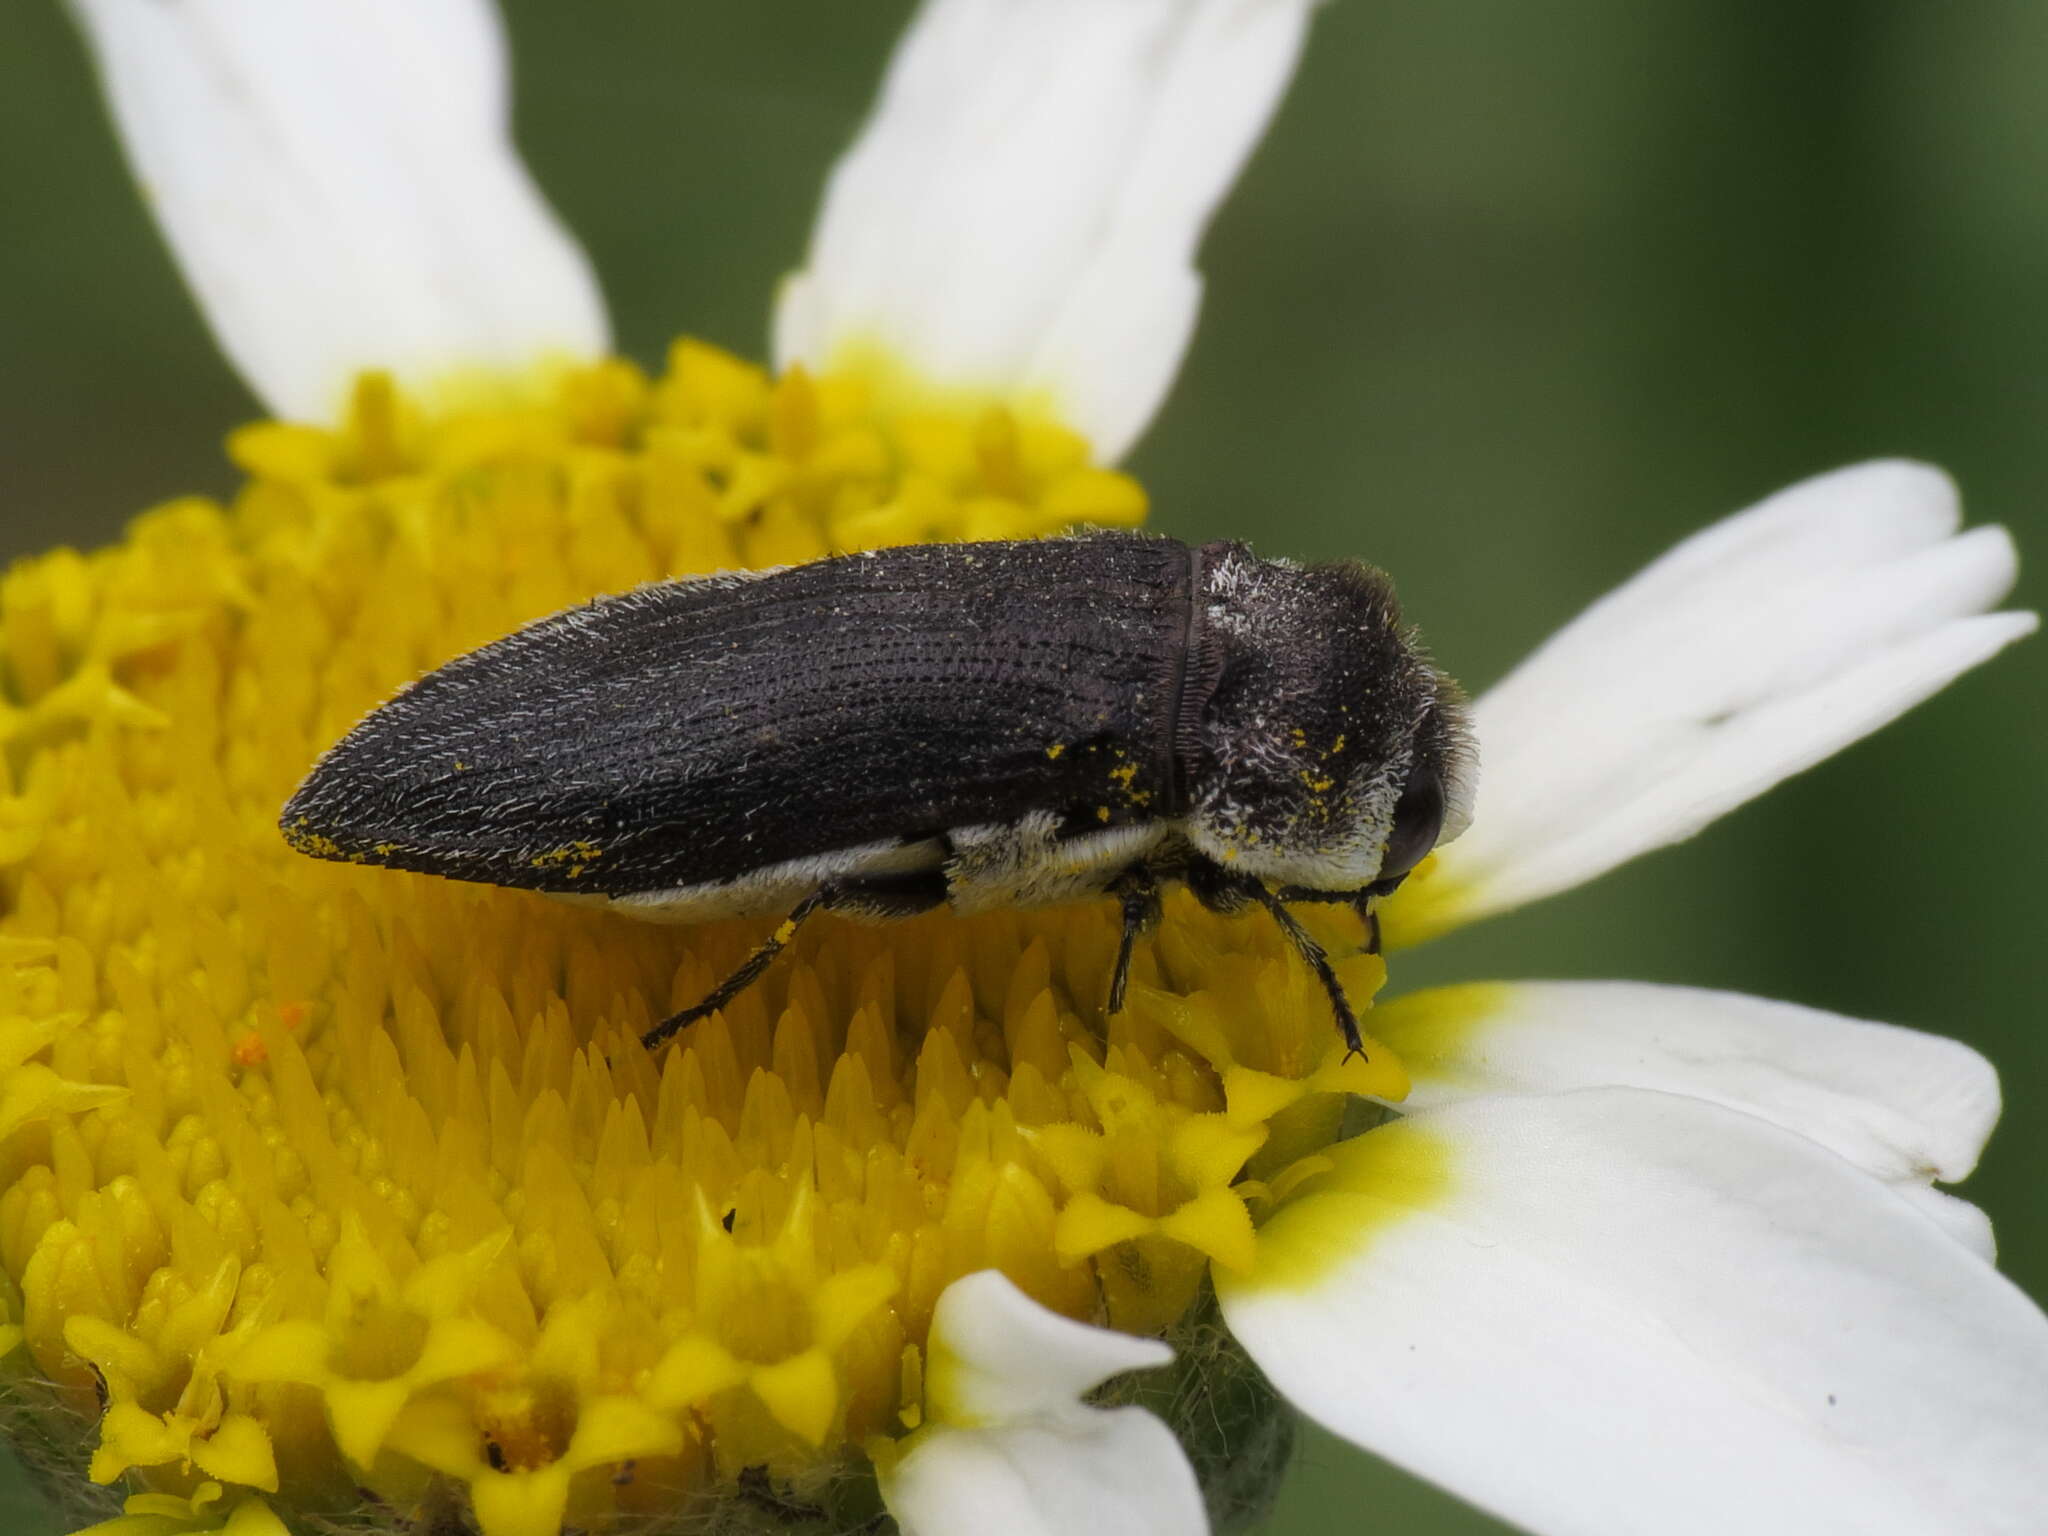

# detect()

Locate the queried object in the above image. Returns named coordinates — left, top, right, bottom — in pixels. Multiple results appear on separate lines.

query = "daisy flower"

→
left=0, top=2, right=2037, bottom=1535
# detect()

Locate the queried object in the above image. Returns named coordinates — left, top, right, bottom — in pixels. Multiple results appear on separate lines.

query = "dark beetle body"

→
left=291, top=536, right=1193, bottom=902
left=284, top=534, right=1473, bottom=1050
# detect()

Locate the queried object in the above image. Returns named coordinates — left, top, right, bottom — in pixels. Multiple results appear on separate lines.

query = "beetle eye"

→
left=1378, top=770, right=1446, bottom=885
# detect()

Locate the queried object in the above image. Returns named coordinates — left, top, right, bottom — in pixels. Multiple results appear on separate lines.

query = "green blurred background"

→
left=2, top=3, right=2043, bottom=1532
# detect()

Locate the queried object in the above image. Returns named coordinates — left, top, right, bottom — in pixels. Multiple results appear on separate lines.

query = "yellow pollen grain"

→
left=0, top=345, right=1401, bottom=1536
left=529, top=841, right=604, bottom=875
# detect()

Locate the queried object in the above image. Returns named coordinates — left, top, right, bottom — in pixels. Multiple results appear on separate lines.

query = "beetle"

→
left=281, top=533, right=1474, bottom=1056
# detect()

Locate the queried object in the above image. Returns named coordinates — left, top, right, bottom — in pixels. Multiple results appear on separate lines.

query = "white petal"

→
left=883, top=1271, right=1205, bottom=1536
left=70, top=0, right=609, bottom=421
left=925, top=1270, right=1173, bottom=1424
left=1219, top=1088, right=2048, bottom=1536
left=884, top=1412, right=1206, bottom=1536
left=1372, top=980, right=2000, bottom=1183
left=1893, top=1184, right=1998, bottom=1264
left=1406, top=462, right=2036, bottom=933
left=774, top=0, right=1311, bottom=462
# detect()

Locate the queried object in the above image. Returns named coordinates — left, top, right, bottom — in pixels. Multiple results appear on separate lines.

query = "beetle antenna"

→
left=1244, top=883, right=1369, bottom=1061
left=642, top=888, right=828, bottom=1052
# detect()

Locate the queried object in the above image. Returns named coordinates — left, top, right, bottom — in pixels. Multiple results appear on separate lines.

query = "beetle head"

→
left=1181, top=544, right=1474, bottom=892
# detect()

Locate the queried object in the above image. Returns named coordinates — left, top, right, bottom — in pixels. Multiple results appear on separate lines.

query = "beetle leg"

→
left=642, top=888, right=830, bottom=1052
left=641, top=871, right=951, bottom=1053
left=1105, top=865, right=1164, bottom=1015
left=1184, top=856, right=1253, bottom=916
left=1274, top=884, right=1383, bottom=955
left=825, top=868, right=950, bottom=921
left=1211, top=872, right=1367, bottom=1060
left=1276, top=884, right=1378, bottom=913
left=1251, top=886, right=1369, bottom=1060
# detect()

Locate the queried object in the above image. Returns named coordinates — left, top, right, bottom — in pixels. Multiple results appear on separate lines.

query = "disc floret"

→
left=0, top=349, right=1399, bottom=1533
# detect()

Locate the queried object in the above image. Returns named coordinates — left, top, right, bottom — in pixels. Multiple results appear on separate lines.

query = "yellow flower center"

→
left=0, top=341, right=1406, bottom=1534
